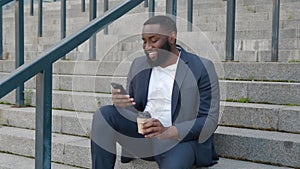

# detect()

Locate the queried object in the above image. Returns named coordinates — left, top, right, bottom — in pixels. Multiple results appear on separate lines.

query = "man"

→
left=91, top=15, right=220, bottom=169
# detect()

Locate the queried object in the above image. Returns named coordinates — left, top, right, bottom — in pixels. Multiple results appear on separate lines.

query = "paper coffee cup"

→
left=137, top=111, right=151, bottom=134
left=137, top=117, right=147, bottom=134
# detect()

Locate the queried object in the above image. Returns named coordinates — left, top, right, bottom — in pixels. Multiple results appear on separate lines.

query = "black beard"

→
left=145, top=41, right=171, bottom=67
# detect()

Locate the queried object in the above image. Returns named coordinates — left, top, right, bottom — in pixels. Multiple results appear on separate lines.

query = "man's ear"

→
left=168, top=31, right=177, bottom=45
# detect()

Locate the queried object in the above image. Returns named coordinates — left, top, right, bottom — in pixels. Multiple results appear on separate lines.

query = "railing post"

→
left=30, top=0, right=33, bottom=16
left=61, top=0, right=66, bottom=59
left=81, top=0, right=85, bottom=12
left=166, top=0, right=177, bottom=21
left=144, top=0, right=148, bottom=7
left=271, top=0, right=280, bottom=62
left=0, top=5, right=3, bottom=60
left=89, top=0, right=97, bottom=60
left=38, top=0, right=42, bottom=37
left=104, top=0, right=108, bottom=35
left=187, top=0, right=193, bottom=32
left=149, top=0, right=155, bottom=18
left=15, top=0, right=25, bottom=107
left=35, top=66, right=52, bottom=169
left=225, top=0, right=236, bottom=61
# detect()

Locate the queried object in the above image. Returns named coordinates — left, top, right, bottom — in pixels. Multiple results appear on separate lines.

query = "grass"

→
left=283, top=103, right=298, bottom=106
left=0, top=102, right=12, bottom=105
left=245, top=5, right=256, bottom=13
left=219, top=78, right=297, bottom=83
left=24, top=89, right=33, bottom=106
left=226, top=99, right=299, bottom=106
left=288, top=59, right=300, bottom=63
left=287, top=14, right=293, bottom=20
left=226, top=97, right=251, bottom=103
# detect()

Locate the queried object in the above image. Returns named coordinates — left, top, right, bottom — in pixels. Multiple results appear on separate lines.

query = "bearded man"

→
left=91, top=15, right=220, bottom=169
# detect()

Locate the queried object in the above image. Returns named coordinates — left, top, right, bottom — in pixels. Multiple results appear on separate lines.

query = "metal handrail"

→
left=225, top=0, right=281, bottom=61
left=0, top=1, right=144, bottom=168
left=0, top=0, right=15, bottom=60
left=0, top=0, right=25, bottom=106
left=0, top=0, right=14, bottom=6
left=0, top=0, right=145, bottom=98
left=225, top=0, right=236, bottom=61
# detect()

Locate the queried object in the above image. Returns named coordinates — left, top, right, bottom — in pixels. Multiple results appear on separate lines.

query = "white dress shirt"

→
left=144, top=54, right=180, bottom=127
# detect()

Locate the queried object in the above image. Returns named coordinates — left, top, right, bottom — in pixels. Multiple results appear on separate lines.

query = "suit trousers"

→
left=91, top=105, right=197, bottom=169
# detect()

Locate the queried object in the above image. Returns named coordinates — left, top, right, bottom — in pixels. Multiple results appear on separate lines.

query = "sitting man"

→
left=91, top=15, right=220, bottom=169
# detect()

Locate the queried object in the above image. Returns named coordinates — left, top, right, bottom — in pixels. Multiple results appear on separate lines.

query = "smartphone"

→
left=111, top=82, right=127, bottom=94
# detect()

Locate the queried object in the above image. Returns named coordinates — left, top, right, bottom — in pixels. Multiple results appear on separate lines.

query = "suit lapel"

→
left=142, top=69, right=152, bottom=109
left=171, top=50, right=190, bottom=121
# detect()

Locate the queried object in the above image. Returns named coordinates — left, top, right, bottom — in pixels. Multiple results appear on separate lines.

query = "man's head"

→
left=142, top=15, right=178, bottom=67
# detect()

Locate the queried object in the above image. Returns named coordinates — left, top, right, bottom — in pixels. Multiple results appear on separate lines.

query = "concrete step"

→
left=211, top=38, right=300, bottom=52
left=0, top=100, right=299, bottom=136
left=220, top=102, right=300, bottom=134
left=4, top=28, right=299, bottom=62
left=0, top=104, right=93, bottom=137
left=220, top=80, right=300, bottom=105
left=0, top=90, right=111, bottom=112
left=4, top=17, right=298, bottom=40
left=1, top=60, right=300, bottom=81
left=202, top=29, right=300, bottom=41
left=0, top=152, right=292, bottom=169
left=233, top=50, right=300, bottom=62
left=201, top=157, right=292, bottom=169
left=0, top=152, right=81, bottom=169
left=222, top=62, right=300, bottom=82
left=0, top=126, right=91, bottom=168
left=1, top=77, right=300, bottom=108
left=0, top=125, right=297, bottom=168
left=215, top=126, right=300, bottom=168
left=7, top=45, right=300, bottom=63
left=3, top=0, right=300, bottom=20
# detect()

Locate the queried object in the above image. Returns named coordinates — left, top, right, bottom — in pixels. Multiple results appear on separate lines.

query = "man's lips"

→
left=148, top=51, right=158, bottom=60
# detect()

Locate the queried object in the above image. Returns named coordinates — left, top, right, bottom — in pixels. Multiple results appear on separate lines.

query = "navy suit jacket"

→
left=126, top=46, right=220, bottom=167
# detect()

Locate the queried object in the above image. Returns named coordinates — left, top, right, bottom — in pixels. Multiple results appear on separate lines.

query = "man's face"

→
left=142, top=24, right=171, bottom=67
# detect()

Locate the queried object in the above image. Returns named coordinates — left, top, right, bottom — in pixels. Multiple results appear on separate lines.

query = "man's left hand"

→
left=141, top=118, right=179, bottom=140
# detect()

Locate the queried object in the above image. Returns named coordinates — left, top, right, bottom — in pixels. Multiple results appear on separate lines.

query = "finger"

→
left=129, top=98, right=135, bottom=103
left=113, top=95, right=128, bottom=101
left=113, top=100, right=131, bottom=107
left=114, top=102, right=132, bottom=108
left=143, top=126, right=163, bottom=136
left=144, top=129, right=160, bottom=138
left=112, top=89, right=121, bottom=94
left=143, top=119, right=161, bottom=128
left=112, top=94, right=130, bottom=99
left=113, top=97, right=135, bottom=107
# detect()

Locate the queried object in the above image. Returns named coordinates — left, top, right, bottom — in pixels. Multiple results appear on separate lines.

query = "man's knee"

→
left=93, top=105, right=116, bottom=124
left=157, top=152, right=194, bottom=169
left=156, top=142, right=195, bottom=169
left=91, top=105, right=117, bottom=137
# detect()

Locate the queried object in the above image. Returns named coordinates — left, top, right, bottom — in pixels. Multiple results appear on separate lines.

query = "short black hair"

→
left=143, top=15, right=177, bottom=34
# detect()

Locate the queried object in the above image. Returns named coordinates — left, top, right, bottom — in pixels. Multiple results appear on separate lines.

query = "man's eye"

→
left=151, top=39, right=158, bottom=43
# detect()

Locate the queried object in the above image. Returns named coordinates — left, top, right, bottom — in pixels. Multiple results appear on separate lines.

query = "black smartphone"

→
left=111, top=82, right=127, bottom=94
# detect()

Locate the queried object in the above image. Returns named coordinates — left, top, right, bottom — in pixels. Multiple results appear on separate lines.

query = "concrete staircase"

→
left=1, top=0, right=300, bottom=168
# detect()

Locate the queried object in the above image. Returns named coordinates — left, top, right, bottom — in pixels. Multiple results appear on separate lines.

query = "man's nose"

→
left=144, top=42, right=152, bottom=51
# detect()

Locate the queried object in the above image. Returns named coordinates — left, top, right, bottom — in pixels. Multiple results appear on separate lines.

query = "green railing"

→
left=225, top=0, right=280, bottom=61
left=0, top=0, right=145, bottom=168
left=0, top=0, right=25, bottom=106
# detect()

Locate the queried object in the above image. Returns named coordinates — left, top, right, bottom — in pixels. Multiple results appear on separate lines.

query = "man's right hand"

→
left=112, top=89, right=135, bottom=108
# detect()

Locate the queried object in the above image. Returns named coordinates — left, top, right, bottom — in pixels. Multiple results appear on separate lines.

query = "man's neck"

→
left=160, top=48, right=180, bottom=68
